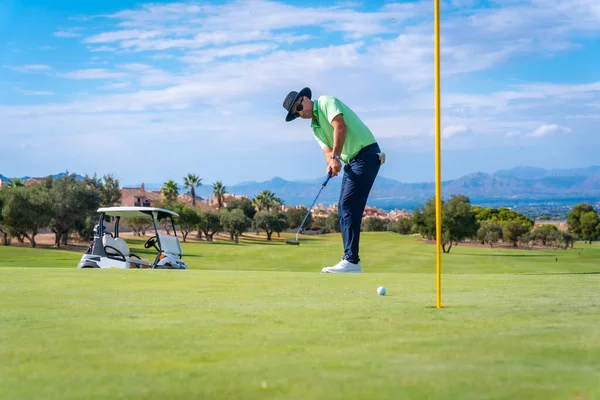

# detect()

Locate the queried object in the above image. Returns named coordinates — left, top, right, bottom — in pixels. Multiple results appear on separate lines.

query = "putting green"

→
left=1, top=233, right=599, bottom=399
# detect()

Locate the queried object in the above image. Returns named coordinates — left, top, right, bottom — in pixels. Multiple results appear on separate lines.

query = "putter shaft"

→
left=290, top=172, right=332, bottom=244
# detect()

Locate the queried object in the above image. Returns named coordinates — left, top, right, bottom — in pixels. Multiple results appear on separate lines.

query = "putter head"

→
left=285, top=239, right=300, bottom=245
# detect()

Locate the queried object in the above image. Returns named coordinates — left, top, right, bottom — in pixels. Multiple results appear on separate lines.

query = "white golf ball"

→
left=377, top=286, right=387, bottom=296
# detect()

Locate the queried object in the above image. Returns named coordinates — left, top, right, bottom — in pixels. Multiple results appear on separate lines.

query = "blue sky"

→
left=1, top=0, right=600, bottom=187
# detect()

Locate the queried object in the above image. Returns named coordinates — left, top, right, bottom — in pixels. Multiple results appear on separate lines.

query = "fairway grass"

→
left=1, top=233, right=599, bottom=399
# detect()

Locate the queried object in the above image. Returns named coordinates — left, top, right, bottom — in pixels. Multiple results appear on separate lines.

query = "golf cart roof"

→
left=97, top=206, right=179, bottom=219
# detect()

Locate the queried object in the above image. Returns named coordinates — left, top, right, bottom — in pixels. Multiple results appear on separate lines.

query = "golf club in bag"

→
left=286, top=171, right=333, bottom=245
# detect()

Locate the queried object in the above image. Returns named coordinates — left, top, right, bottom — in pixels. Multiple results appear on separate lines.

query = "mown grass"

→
left=1, top=233, right=599, bottom=399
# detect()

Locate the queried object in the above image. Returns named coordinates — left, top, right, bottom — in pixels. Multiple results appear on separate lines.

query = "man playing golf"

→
left=282, top=87, right=384, bottom=273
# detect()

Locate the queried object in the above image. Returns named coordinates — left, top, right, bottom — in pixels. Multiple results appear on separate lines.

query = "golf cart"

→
left=77, top=206, right=188, bottom=270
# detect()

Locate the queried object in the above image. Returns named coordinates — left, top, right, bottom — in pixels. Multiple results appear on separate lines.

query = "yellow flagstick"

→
left=434, top=0, right=442, bottom=309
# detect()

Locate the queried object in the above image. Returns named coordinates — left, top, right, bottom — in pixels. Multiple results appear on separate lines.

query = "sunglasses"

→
left=295, top=96, right=304, bottom=113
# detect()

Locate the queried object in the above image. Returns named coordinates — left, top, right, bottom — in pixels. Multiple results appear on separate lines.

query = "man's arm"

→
left=322, top=146, right=333, bottom=163
left=330, top=114, right=347, bottom=157
left=322, top=114, right=346, bottom=177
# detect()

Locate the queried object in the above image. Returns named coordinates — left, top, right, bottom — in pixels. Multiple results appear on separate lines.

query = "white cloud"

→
left=180, top=43, right=279, bottom=64
left=58, top=69, right=128, bottom=80
left=84, top=29, right=164, bottom=44
left=149, top=54, right=175, bottom=60
left=442, top=125, right=471, bottom=138
left=102, top=82, right=132, bottom=90
left=3, top=0, right=600, bottom=183
left=80, top=0, right=427, bottom=53
left=16, top=88, right=55, bottom=96
left=54, top=28, right=84, bottom=38
left=531, top=124, right=572, bottom=137
left=12, top=64, right=52, bottom=73
left=565, top=114, right=600, bottom=120
left=118, top=64, right=174, bottom=86
left=88, top=46, right=116, bottom=52
left=54, top=31, right=82, bottom=38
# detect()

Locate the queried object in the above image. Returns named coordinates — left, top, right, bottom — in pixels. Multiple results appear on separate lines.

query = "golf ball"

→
left=377, top=286, right=387, bottom=296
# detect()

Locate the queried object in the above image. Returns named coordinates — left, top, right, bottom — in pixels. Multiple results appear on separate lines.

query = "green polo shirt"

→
left=310, top=95, right=377, bottom=163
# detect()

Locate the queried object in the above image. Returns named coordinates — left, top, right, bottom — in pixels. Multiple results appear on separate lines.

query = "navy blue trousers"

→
left=338, top=143, right=381, bottom=264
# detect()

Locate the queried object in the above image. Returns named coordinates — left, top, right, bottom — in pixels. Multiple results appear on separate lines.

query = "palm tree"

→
left=253, top=190, right=283, bottom=212
left=161, top=180, right=179, bottom=205
left=251, top=196, right=262, bottom=212
left=6, top=178, right=24, bottom=188
left=212, top=181, right=227, bottom=209
left=253, top=190, right=270, bottom=211
left=183, top=173, right=202, bottom=207
left=272, top=196, right=284, bottom=211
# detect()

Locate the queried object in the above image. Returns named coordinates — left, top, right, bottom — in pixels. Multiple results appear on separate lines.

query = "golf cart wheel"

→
left=154, top=262, right=173, bottom=269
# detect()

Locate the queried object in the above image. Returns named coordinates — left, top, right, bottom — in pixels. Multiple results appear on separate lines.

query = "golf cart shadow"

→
left=78, top=206, right=189, bottom=270
left=202, top=238, right=282, bottom=246
left=200, top=233, right=322, bottom=246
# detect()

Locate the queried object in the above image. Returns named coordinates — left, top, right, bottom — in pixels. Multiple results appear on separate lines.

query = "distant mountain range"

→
left=0, top=172, right=84, bottom=183
left=2, top=167, right=599, bottom=210
left=132, top=166, right=600, bottom=210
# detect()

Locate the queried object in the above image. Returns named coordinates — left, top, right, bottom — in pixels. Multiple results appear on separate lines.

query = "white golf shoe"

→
left=322, top=259, right=361, bottom=273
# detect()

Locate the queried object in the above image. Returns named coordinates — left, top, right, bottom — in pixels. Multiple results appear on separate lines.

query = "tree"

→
left=272, top=211, right=289, bottom=237
left=227, top=197, right=257, bottom=220
left=0, top=192, right=8, bottom=245
left=126, top=217, right=152, bottom=237
left=311, top=216, right=327, bottom=232
left=84, top=174, right=121, bottom=207
left=411, top=201, right=436, bottom=240
left=252, top=190, right=283, bottom=212
left=6, top=178, right=24, bottom=188
left=531, top=224, right=559, bottom=246
left=99, top=174, right=121, bottom=207
left=161, top=180, right=179, bottom=205
left=176, top=206, right=201, bottom=242
left=286, top=207, right=312, bottom=230
left=477, top=221, right=503, bottom=247
left=325, top=211, right=340, bottom=233
left=441, top=195, right=479, bottom=253
left=567, top=203, right=596, bottom=236
left=198, top=210, right=221, bottom=242
left=475, top=206, right=533, bottom=228
left=545, top=230, right=562, bottom=249
left=1, top=185, right=53, bottom=248
left=363, top=217, right=387, bottom=232
left=253, top=211, right=289, bottom=241
left=212, top=181, right=227, bottom=209
left=183, top=174, right=202, bottom=207
left=48, top=174, right=101, bottom=247
left=559, top=231, right=577, bottom=250
left=484, top=230, right=501, bottom=248
left=392, top=217, right=413, bottom=235
left=220, top=209, right=251, bottom=243
left=580, top=211, right=600, bottom=243
left=412, top=195, right=479, bottom=253
left=518, top=232, right=533, bottom=249
left=503, top=221, right=531, bottom=247
left=497, top=207, right=533, bottom=228
left=471, top=205, right=484, bottom=216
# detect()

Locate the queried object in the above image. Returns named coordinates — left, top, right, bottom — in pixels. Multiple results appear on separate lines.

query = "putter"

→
left=286, top=171, right=333, bottom=245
